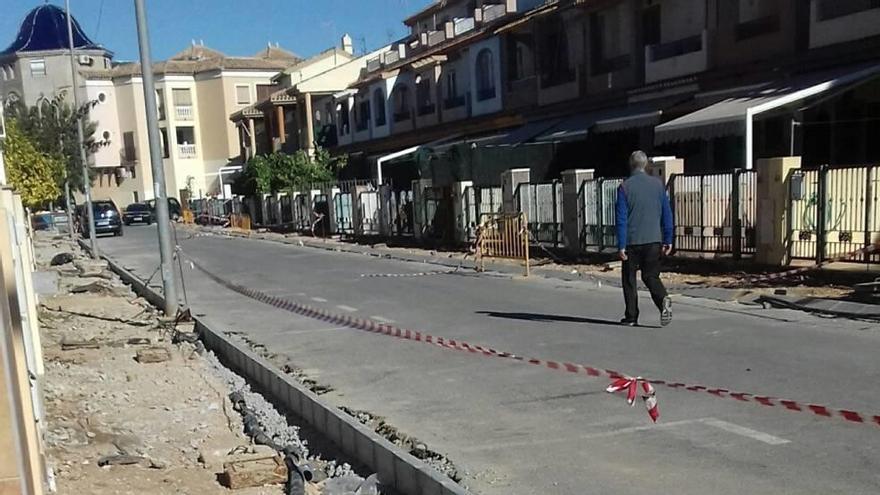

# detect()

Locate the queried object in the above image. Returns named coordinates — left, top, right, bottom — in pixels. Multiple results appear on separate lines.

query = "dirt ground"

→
left=33, top=232, right=373, bottom=495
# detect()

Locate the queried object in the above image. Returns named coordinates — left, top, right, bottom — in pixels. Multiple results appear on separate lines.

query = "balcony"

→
left=810, top=0, right=880, bottom=48
left=735, top=14, right=781, bottom=41
left=366, top=56, right=382, bottom=73
left=385, top=49, right=401, bottom=66
left=177, top=144, right=197, bottom=159
left=443, top=95, right=466, bottom=109
left=427, top=30, right=446, bottom=47
left=175, top=105, right=194, bottom=121
left=644, top=30, right=709, bottom=83
left=454, top=17, right=476, bottom=36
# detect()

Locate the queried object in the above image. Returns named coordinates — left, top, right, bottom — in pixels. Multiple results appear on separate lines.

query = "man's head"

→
left=629, top=150, right=649, bottom=173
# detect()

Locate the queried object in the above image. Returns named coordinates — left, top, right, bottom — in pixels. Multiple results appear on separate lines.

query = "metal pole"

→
left=133, top=0, right=179, bottom=316
left=65, top=0, right=98, bottom=257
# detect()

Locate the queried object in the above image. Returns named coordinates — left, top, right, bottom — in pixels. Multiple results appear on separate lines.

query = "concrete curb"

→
left=86, top=239, right=469, bottom=495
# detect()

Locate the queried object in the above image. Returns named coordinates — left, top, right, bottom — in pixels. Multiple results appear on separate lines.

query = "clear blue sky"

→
left=3, top=0, right=434, bottom=61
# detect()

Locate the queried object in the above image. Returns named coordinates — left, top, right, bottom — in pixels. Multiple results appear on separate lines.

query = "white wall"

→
left=809, top=1, right=880, bottom=48
left=83, top=80, right=121, bottom=168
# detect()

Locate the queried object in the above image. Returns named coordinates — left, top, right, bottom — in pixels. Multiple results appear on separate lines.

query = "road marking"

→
left=310, top=297, right=328, bottom=303
left=371, top=315, right=396, bottom=324
left=701, top=418, right=790, bottom=445
left=336, top=305, right=358, bottom=313
left=459, top=419, right=705, bottom=452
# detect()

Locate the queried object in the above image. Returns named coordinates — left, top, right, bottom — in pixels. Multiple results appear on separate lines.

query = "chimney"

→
left=341, top=34, right=354, bottom=55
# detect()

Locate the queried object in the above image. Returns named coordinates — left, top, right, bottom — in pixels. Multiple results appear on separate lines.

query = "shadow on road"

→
left=477, top=310, right=663, bottom=329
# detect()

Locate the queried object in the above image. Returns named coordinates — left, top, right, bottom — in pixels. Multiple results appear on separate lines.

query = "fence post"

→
left=667, top=175, right=677, bottom=252
left=732, top=169, right=743, bottom=260
left=755, top=157, right=801, bottom=266
left=816, top=164, right=829, bottom=263
left=561, top=169, right=594, bottom=254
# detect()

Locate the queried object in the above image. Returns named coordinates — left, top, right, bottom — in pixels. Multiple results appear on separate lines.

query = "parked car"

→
left=123, top=203, right=155, bottom=225
left=146, top=197, right=183, bottom=221
left=78, top=200, right=123, bottom=237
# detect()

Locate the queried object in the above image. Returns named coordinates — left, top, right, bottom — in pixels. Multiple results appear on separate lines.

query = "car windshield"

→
left=93, top=203, right=116, bottom=214
left=126, top=204, right=150, bottom=212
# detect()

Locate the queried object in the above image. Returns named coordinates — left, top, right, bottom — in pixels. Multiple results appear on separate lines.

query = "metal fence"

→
left=389, top=189, right=414, bottom=236
left=669, top=170, right=757, bottom=258
left=788, top=164, right=879, bottom=262
left=516, top=181, right=563, bottom=247
left=580, top=177, right=624, bottom=252
left=463, top=186, right=502, bottom=240
left=359, top=190, right=381, bottom=235
left=334, top=192, right=354, bottom=235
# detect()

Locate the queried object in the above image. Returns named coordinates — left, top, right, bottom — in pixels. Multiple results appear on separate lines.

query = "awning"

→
left=535, top=103, right=665, bottom=143
left=655, top=62, right=880, bottom=145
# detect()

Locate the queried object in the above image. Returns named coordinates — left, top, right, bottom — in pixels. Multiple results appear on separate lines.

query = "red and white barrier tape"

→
left=180, top=251, right=880, bottom=428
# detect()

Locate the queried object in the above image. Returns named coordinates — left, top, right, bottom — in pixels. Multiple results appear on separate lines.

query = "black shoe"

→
left=619, top=317, right=638, bottom=327
left=660, top=297, right=673, bottom=327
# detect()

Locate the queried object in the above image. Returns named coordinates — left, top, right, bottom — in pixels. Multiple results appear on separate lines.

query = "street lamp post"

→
left=64, top=0, right=99, bottom=258
left=133, top=0, right=179, bottom=316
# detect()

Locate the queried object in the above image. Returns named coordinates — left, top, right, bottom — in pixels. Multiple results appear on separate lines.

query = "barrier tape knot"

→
left=606, top=376, right=660, bottom=423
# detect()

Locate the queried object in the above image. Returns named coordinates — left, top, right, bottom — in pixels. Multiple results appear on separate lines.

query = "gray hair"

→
left=629, top=150, right=649, bottom=170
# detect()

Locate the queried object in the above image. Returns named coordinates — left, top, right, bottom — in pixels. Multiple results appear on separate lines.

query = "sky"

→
left=2, top=0, right=435, bottom=61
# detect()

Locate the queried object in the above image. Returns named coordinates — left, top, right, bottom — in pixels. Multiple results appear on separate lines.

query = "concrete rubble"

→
left=34, top=232, right=379, bottom=494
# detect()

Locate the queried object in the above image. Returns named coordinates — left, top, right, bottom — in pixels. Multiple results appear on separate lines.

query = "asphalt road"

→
left=99, top=225, right=880, bottom=494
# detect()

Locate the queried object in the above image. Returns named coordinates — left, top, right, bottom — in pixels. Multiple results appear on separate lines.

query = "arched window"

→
left=475, top=49, right=495, bottom=101
left=373, top=88, right=386, bottom=127
left=392, top=84, right=411, bottom=123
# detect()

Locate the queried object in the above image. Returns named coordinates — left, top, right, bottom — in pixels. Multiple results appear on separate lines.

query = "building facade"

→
left=1, top=4, right=299, bottom=208
left=318, top=0, right=880, bottom=183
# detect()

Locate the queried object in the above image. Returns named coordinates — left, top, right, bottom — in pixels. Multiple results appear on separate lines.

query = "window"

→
left=235, top=85, right=251, bottom=105
left=337, top=100, right=350, bottom=135
left=416, top=75, right=435, bottom=116
left=156, top=89, right=166, bottom=120
left=176, top=127, right=196, bottom=145
left=446, top=70, right=458, bottom=99
left=642, top=5, right=662, bottom=46
left=392, top=85, right=411, bottom=122
left=356, top=97, right=371, bottom=131
left=256, top=84, right=274, bottom=102
left=373, top=88, right=386, bottom=127
left=172, top=88, right=192, bottom=106
left=538, top=20, right=575, bottom=87
left=158, top=128, right=170, bottom=158
left=132, top=192, right=139, bottom=203
left=30, top=59, right=46, bottom=77
left=590, top=7, right=630, bottom=75
left=122, top=131, right=137, bottom=162
left=475, top=49, right=496, bottom=101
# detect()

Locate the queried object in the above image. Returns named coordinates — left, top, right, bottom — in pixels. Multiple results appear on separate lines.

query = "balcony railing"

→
left=648, top=33, right=704, bottom=62
left=736, top=14, right=781, bottom=40
left=454, top=17, right=476, bottom=36
left=591, top=54, right=631, bottom=76
left=443, top=95, right=466, bottom=109
left=177, top=144, right=197, bottom=159
left=818, top=0, right=880, bottom=21
left=385, top=49, right=401, bottom=65
left=483, top=3, right=507, bottom=23
left=417, top=103, right=436, bottom=116
left=393, top=110, right=412, bottom=123
left=366, top=56, right=382, bottom=73
left=427, top=30, right=446, bottom=47
left=175, top=105, right=194, bottom=121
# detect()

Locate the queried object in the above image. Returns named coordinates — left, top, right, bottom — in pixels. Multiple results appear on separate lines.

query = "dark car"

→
left=78, top=200, right=123, bottom=237
left=146, top=197, right=183, bottom=221
left=123, top=203, right=155, bottom=225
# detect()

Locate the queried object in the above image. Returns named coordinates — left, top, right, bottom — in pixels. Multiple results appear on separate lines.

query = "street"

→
left=99, top=225, right=880, bottom=494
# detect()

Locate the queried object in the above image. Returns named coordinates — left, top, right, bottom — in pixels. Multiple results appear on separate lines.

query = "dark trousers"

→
left=622, top=243, right=668, bottom=321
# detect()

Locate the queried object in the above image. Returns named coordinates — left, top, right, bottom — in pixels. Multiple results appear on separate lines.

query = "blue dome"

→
left=2, top=4, right=105, bottom=55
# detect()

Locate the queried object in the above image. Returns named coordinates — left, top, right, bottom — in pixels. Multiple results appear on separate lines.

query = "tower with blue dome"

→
left=0, top=3, right=113, bottom=108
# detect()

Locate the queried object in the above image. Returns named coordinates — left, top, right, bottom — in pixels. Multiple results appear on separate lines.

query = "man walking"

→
left=615, top=151, right=673, bottom=327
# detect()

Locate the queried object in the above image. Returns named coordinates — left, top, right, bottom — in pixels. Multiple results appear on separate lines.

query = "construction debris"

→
left=219, top=455, right=288, bottom=489
left=135, top=346, right=172, bottom=364
left=50, top=252, right=75, bottom=266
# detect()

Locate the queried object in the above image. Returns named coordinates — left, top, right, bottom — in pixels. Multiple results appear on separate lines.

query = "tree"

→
left=235, top=148, right=347, bottom=195
left=6, top=92, right=107, bottom=194
left=1, top=120, right=64, bottom=208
